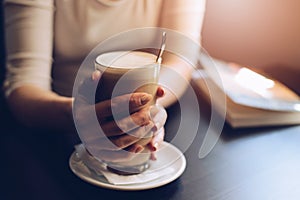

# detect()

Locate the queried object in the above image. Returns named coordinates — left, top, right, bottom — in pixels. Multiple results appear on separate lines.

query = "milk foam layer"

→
left=96, top=51, right=156, bottom=70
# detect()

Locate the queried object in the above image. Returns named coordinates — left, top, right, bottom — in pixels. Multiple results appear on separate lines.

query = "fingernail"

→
left=156, top=87, right=165, bottom=97
left=153, top=142, right=159, bottom=150
left=148, top=141, right=159, bottom=152
left=150, top=145, right=157, bottom=152
left=148, top=143, right=156, bottom=151
left=154, top=122, right=161, bottom=131
left=135, top=146, right=144, bottom=153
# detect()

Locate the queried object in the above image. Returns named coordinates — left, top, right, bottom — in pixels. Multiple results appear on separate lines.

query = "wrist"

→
left=58, top=96, right=76, bottom=132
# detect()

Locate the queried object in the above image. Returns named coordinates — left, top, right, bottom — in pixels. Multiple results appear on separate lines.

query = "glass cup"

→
left=93, top=50, right=160, bottom=175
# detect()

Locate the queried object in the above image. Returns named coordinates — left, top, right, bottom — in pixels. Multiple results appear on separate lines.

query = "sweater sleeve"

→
left=159, top=0, right=206, bottom=44
left=3, top=0, right=54, bottom=97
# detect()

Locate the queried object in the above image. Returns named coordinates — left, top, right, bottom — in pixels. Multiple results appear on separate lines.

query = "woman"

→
left=3, top=0, right=206, bottom=162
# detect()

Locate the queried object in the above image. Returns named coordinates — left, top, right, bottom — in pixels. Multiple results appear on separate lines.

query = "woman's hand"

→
left=73, top=71, right=167, bottom=163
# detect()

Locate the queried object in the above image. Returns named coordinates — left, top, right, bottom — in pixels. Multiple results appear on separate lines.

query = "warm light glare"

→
left=293, top=104, right=300, bottom=111
left=235, top=68, right=275, bottom=95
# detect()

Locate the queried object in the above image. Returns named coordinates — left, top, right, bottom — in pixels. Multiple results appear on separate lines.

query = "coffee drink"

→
left=95, top=50, right=160, bottom=175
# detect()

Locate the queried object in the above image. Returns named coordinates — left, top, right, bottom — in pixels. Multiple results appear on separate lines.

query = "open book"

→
left=192, top=54, right=300, bottom=128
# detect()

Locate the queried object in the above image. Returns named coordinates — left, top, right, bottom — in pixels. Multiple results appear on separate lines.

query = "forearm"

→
left=4, top=1, right=61, bottom=130
left=156, top=0, right=206, bottom=107
left=7, top=85, right=74, bottom=132
left=157, top=52, right=194, bottom=107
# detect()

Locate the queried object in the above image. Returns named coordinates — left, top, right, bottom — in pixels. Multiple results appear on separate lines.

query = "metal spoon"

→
left=156, top=32, right=167, bottom=64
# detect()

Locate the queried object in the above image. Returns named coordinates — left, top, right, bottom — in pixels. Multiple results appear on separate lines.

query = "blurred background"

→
left=202, top=0, right=300, bottom=69
left=202, top=0, right=300, bottom=94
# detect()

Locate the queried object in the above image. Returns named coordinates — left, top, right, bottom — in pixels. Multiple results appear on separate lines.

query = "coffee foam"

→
left=96, top=51, right=156, bottom=70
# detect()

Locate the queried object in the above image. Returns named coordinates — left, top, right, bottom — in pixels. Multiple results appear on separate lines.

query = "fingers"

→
left=75, top=71, right=167, bottom=163
left=95, top=92, right=153, bottom=119
left=77, top=70, right=164, bottom=107
left=147, top=105, right=167, bottom=153
left=93, top=85, right=164, bottom=120
left=100, top=102, right=166, bottom=135
left=78, top=71, right=164, bottom=120
left=148, top=127, right=165, bottom=151
left=149, top=127, right=165, bottom=160
left=92, top=144, right=145, bottom=162
left=108, top=124, right=153, bottom=150
left=79, top=104, right=167, bottom=150
left=100, top=107, right=152, bottom=136
left=86, top=122, right=155, bottom=151
left=149, top=104, right=167, bottom=131
left=75, top=100, right=155, bottom=139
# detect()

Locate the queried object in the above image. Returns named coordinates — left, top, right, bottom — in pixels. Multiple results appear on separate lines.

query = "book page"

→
left=198, top=54, right=300, bottom=112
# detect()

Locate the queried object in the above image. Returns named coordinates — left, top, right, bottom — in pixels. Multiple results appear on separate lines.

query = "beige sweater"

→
left=4, top=0, right=206, bottom=97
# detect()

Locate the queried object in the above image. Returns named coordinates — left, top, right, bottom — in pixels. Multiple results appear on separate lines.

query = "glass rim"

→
left=95, top=50, right=158, bottom=71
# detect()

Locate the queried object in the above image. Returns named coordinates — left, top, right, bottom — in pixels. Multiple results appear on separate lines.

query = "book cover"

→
left=192, top=54, right=300, bottom=128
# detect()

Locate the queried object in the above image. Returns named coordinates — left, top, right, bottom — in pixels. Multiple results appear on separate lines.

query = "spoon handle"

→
left=156, top=31, right=167, bottom=64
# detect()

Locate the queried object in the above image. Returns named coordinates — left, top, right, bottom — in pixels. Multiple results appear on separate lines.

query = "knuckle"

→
left=112, top=137, right=127, bottom=150
left=110, top=141, right=122, bottom=150
left=134, top=110, right=150, bottom=125
left=130, top=93, right=138, bottom=101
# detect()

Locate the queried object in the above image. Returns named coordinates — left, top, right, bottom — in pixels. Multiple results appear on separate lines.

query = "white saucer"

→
left=69, top=142, right=186, bottom=191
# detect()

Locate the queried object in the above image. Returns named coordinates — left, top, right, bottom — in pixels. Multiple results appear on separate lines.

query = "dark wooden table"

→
left=1, top=84, right=300, bottom=200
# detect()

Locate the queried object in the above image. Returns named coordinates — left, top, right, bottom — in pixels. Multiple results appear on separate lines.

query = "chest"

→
left=53, top=0, right=162, bottom=61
